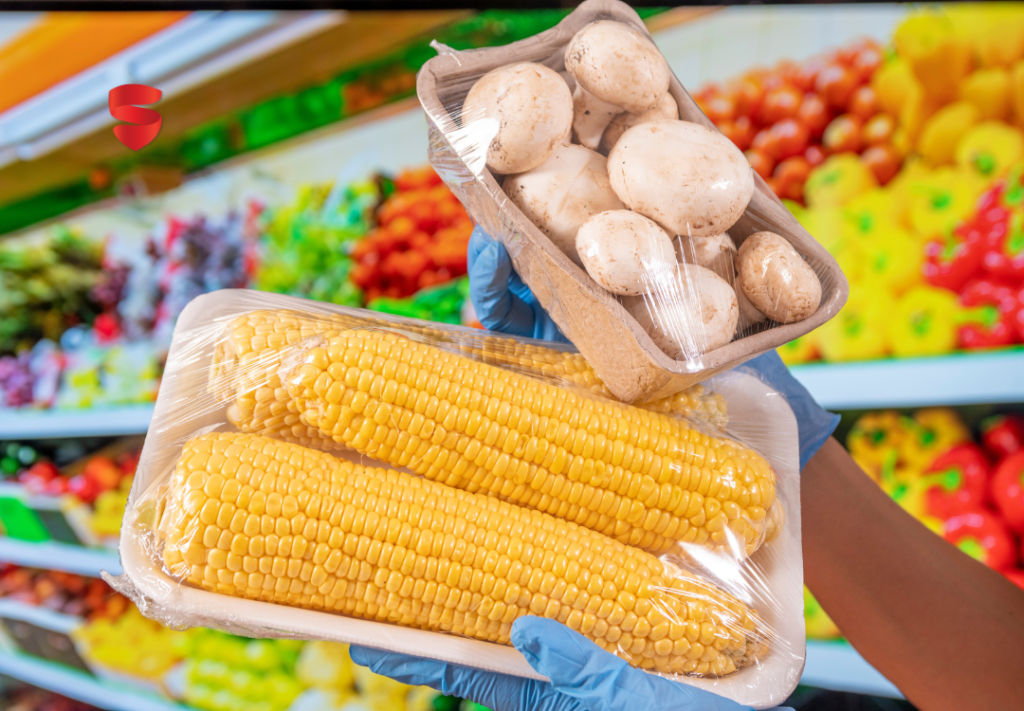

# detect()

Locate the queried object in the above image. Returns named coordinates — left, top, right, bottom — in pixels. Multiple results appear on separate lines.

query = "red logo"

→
left=109, top=84, right=162, bottom=151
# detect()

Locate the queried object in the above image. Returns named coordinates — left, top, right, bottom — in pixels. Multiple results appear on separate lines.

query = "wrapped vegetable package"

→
left=113, top=289, right=805, bottom=708
left=417, top=0, right=847, bottom=403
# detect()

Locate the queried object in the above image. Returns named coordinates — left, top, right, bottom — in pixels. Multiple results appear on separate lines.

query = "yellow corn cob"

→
left=156, top=432, right=768, bottom=676
left=283, top=329, right=775, bottom=557
left=212, top=311, right=727, bottom=455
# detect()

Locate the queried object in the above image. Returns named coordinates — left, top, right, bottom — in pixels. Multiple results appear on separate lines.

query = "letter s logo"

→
left=109, top=84, right=162, bottom=151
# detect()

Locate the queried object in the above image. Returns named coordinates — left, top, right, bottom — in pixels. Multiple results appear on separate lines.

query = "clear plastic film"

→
left=112, top=289, right=804, bottom=709
left=418, top=0, right=847, bottom=405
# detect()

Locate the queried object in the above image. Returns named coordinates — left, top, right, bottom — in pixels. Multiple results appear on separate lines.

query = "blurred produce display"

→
left=807, top=407, right=1024, bottom=639
left=0, top=439, right=138, bottom=546
left=1, top=164, right=476, bottom=413
left=350, top=167, right=472, bottom=300
left=2, top=686, right=102, bottom=711
left=0, top=564, right=453, bottom=711
left=692, top=4, right=1024, bottom=365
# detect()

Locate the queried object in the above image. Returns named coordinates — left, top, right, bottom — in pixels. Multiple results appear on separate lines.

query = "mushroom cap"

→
left=737, top=231, right=822, bottom=323
left=564, top=20, right=670, bottom=114
left=462, top=63, right=573, bottom=175
left=503, top=144, right=624, bottom=267
left=736, top=283, right=767, bottom=332
left=622, top=263, right=739, bottom=358
left=599, top=92, right=679, bottom=154
left=576, top=210, right=675, bottom=296
left=608, top=120, right=755, bottom=237
left=678, top=231, right=736, bottom=282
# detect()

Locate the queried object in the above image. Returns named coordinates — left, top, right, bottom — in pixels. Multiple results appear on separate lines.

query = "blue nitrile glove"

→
left=468, top=229, right=838, bottom=469
left=468, top=226, right=569, bottom=343
left=350, top=617, right=788, bottom=711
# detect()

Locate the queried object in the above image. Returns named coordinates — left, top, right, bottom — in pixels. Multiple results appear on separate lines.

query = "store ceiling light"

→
left=0, top=11, right=345, bottom=168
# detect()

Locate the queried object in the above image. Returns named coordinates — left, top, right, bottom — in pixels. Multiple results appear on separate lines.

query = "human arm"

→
left=801, top=437, right=1024, bottom=711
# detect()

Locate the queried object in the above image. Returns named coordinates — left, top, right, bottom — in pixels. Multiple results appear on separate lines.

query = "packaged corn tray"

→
left=418, top=0, right=847, bottom=405
left=112, top=289, right=804, bottom=708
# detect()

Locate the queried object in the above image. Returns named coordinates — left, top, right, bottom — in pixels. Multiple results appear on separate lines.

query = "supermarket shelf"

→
left=0, top=650, right=192, bottom=711
left=0, top=538, right=121, bottom=577
left=791, top=349, right=1024, bottom=410
left=0, top=599, right=82, bottom=634
left=0, top=404, right=153, bottom=439
left=802, top=641, right=902, bottom=698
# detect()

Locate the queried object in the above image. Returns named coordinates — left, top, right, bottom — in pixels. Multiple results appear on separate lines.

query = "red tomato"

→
left=823, top=114, right=863, bottom=153
left=771, top=118, right=811, bottom=160
left=693, top=84, right=721, bottom=103
left=730, top=76, right=765, bottom=118
left=775, top=60, right=802, bottom=87
left=793, top=55, right=829, bottom=92
left=700, top=94, right=736, bottom=124
left=752, top=129, right=779, bottom=159
left=719, top=116, right=754, bottom=151
left=861, top=144, right=902, bottom=184
left=805, top=144, right=826, bottom=167
left=757, top=85, right=804, bottom=125
left=797, top=93, right=830, bottom=137
left=745, top=149, right=775, bottom=180
left=862, top=113, right=896, bottom=146
left=815, top=63, right=859, bottom=110
left=774, top=156, right=812, bottom=200
left=848, top=86, right=879, bottom=120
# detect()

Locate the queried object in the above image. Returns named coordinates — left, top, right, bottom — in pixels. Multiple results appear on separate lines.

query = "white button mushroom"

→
left=736, top=231, right=822, bottom=324
left=607, top=120, right=755, bottom=237
left=575, top=210, right=676, bottom=296
left=736, top=285, right=768, bottom=332
left=564, top=20, right=670, bottom=150
left=503, top=144, right=624, bottom=267
left=599, top=92, right=679, bottom=154
left=678, top=231, right=736, bottom=282
left=461, top=63, right=573, bottom=175
left=622, top=263, right=739, bottom=358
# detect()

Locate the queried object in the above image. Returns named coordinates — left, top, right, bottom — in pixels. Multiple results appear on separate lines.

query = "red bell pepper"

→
left=990, top=451, right=1024, bottom=534
left=956, top=278, right=1021, bottom=349
left=1015, top=284, right=1024, bottom=342
left=1004, top=569, right=1024, bottom=591
left=980, top=207, right=1024, bottom=280
left=981, top=415, right=1024, bottom=460
left=922, top=443, right=991, bottom=518
left=943, top=508, right=1018, bottom=569
left=922, top=220, right=986, bottom=293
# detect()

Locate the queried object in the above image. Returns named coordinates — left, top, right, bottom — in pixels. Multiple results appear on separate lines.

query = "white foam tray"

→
left=116, top=290, right=805, bottom=709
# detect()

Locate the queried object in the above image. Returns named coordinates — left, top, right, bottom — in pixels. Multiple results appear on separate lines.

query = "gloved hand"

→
left=468, top=227, right=838, bottom=469
left=468, top=226, right=569, bottom=343
left=350, top=616, right=784, bottom=711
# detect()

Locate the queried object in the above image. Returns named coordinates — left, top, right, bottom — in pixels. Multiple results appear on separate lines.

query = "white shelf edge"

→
left=802, top=641, right=902, bottom=698
left=0, top=404, right=154, bottom=439
left=0, top=650, right=192, bottom=711
left=0, top=538, right=121, bottom=577
left=0, top=599, right=82, bottom=634
left=791, top=350, right=1024, bottom=410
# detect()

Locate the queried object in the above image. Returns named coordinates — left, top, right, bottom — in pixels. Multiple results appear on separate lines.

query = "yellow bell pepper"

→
left=917, top=101, right=980, bottom=166
left=796, top=205, right=848, bottom=255
left=901, top=407, right=971, bottom=469
left=818, top=288, right=890, bottom=362
left=948, top=3, right=1024, bottom=68
left=804, top=154, right=878, bottom=209
left=872, top=57, right=921, bottom=116
left=959, top=67, right=1012, bottom=121
left=847, top=411, right=906, bottom=475
left=887, top=285, right=960, bottom=358
left=955, top=120, right=1024, bottom=179
left=858, top=228, right=924, bottom=295
left=777, top=332, right=819, bottom=366
left=906, top=166, right=987, bottom=239
left=899, top=82, right=940, bottom=145
left=843, top=189, right=905, bottom=239
left=894, top=12, right=973, bottom=103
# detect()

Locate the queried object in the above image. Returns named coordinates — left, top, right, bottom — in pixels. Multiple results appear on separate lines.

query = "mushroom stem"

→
left=572, top=85, right=623, bottom=150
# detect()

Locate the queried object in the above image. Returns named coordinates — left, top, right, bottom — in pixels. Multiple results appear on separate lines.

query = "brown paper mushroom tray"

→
left=417, top=0, right=848, bottom=404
